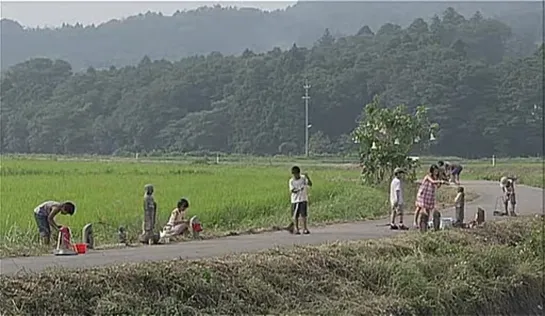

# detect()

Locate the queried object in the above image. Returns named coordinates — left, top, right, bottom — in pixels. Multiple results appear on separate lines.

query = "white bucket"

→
left=428, top=217, right=454, bottom=230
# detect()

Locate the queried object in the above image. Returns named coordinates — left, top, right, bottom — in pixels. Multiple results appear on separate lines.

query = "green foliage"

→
left=353, top=96, right=438, bottom=184
left=0, top=8, right=542, bottom=157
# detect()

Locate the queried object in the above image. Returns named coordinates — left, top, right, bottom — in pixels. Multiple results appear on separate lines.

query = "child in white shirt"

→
left=390, top=167, right=407, bottom=230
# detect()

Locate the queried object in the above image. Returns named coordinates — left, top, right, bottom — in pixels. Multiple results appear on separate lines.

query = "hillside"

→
left=1, top=8, right=542, bottom=158
left=0, top=1, right=542, bottom=70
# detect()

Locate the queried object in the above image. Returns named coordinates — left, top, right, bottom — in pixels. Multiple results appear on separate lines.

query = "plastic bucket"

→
left=74, top=243, right=87, bottom=254
left=192, top=222, right=202, bottom=233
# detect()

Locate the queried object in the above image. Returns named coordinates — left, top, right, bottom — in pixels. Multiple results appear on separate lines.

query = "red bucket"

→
left=192, top=222, right=202, bottom=233
left=74, top=243, right=87, bottom=254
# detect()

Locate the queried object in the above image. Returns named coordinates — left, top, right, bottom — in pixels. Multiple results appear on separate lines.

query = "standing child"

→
left=501, top=177, right=517, bottom=216
left=33, top=201, right=76, bottom=245
left=289, top=166, right=312, bottom=235
left=389, top=167, right=408, bottom=230
left=454, top=186, right=465, bottom=227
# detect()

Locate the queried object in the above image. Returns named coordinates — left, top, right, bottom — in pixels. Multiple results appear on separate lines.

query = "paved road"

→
left=1, top=180, right=542, bottom=276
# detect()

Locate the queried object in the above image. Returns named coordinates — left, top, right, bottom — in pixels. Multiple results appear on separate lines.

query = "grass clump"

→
left=1, top=217, right=542, bottom=316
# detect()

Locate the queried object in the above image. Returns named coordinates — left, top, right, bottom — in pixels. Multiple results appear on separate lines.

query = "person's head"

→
left=291, top=166, right=301, bottom=179
left=60, top=201, right=76, bottom=216
left=429, top=164, right=440, bottom=178
left=458, top=186, right=464, bottom=193
left=177, top=198, right=189, bottom=211
left=393, top=167, right=405, bottom=178
left=144, top=184, right=154, bottom=195
left=438, top=161, right=444, bottom=167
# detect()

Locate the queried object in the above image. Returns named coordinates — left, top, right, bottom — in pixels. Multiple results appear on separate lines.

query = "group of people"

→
left=389, top=161, right=466, bottom=231
left=31, top=185, right=193, bottom=246
left=32, top=160, right=519, bottom=245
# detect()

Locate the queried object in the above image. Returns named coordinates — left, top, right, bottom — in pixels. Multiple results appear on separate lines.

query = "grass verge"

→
left=1, top=217, right=542, bottom=315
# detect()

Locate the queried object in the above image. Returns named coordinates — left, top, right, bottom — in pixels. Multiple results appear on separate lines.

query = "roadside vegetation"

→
left=1, top=217, right=542, bottom=315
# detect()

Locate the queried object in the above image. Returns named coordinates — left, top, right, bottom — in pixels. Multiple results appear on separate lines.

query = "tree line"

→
left=1, top=2, right=541, bottom=70
left=1, top=8, right=543, bottom=158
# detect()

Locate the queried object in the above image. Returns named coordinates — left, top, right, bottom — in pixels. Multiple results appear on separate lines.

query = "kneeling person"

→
left=33, top=201, right=76, bottom=245
left=161, top=198, right=190, bottom=238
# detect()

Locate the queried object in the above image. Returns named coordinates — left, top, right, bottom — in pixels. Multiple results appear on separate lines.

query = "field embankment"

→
left=1, top=217, right=542, bottom=315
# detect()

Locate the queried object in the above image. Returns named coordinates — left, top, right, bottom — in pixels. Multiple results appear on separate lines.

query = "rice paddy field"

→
left=0, top=155, right=540, bottom=257
left=0, top=156, right=391, bottom=256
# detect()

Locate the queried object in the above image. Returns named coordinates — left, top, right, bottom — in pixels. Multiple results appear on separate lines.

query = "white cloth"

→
left=390, top=177, right=403, bottom=207
left=289, top=176, right=309, bottom=203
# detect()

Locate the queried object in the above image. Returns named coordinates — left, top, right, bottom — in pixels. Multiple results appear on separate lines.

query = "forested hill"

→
left=1, top=1, right=542, bottom=70
left=1, top=9, right=543, bottom=158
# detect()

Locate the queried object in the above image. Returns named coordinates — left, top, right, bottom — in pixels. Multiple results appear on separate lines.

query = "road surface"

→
left=1, top=180, right=542, bottom=276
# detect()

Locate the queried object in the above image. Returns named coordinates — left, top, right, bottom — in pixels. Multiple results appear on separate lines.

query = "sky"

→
left=0, top=1, right=296, bottom=28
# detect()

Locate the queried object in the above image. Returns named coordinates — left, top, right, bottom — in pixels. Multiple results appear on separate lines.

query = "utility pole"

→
left=302, top=80, right=311, bottom=157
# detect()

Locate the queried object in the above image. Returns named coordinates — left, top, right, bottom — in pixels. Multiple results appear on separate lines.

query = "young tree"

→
left=352, top=96, right=438, bottom=184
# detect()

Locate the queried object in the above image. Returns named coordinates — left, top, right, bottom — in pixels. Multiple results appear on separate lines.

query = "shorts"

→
left=451, top=166, right=463, bottom=176
left=291, top=201, right=308, bottom=219
left=34, top=213, right=51, bottom=238
left=504, top=193, right=516, bottom=205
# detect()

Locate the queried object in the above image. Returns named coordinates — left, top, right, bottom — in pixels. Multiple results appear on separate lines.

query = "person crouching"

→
left=161, top=198, right=190, bottom=239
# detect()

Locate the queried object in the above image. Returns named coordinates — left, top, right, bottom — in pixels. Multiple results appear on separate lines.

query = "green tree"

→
left=352, top=96, right=438, bottom=184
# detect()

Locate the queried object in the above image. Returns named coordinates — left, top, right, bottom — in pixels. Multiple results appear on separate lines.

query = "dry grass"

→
left=1, top=217, right=542, bottom=316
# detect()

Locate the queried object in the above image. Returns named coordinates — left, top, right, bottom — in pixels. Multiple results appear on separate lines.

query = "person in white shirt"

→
left=390, top=167, right=407, bottom=230
left=288, top=166, right=313, bottom=235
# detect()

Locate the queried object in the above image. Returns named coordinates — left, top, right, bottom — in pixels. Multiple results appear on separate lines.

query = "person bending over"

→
left=33, top=200, right=76, bottom=245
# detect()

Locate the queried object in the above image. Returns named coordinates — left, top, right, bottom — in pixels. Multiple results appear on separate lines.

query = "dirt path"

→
left=1, top=180, right=542, bottom=276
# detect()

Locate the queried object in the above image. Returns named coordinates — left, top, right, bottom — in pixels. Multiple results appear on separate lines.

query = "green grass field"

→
left=1, top=155, right=540, bottom=257
left=0, top=157, right=392, bottom=256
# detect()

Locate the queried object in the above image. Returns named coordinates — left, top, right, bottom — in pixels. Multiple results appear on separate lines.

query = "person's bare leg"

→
left=390, top=207, right=397, bottom=226
left=504, top=201, right=509, bottom=215
left=302, top=217, right=309, bottom=233
left=413, top=207, right=420, bottom=227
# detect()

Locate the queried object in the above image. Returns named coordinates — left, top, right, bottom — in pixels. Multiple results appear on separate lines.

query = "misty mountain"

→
left=1, top=1, right=542, bottom=70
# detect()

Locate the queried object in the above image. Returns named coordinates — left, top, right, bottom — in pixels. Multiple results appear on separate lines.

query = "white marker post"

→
left=492, top=155, right=496, bottom=167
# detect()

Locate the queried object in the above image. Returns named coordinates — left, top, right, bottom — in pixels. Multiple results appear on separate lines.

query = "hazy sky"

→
left=0, top=1, right=296, bottom=28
